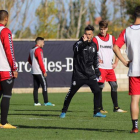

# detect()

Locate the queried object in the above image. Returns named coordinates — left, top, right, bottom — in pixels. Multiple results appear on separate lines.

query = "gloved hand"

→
left=95, top=68, right=101, bottom=78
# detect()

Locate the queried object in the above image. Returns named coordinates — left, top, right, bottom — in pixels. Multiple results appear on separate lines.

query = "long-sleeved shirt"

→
left=0, top=23, right=17, bottom=71
left=28, top=45, right=46, bottom=74
left=72, top=37, right=101, bottom=80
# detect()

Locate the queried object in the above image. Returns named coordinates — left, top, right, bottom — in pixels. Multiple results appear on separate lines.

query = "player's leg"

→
left=129, top=77, right=140, bottom=133
left=98, top=82, right=105, bottom=111
left=0, top=85, right=2, bottom=127
left=37, top=74, right=54, bottom=106
left=98, top=68, right=108, bottom=113
left=0, top=91, right=2, bottom=99
left=87, top=79, right=106, bottom=117
left=33, top=74, right=41, bottom=106
left=108, top=81, right=118, bottom=108
left=60, top=80, right=84, bottom=118
left=0, top=74, right=3, bottom=127
left=107, top=69, right=126, bottom=112
left=130, top=95, right=140, bottom=133
left=0, top=71, right=16, bottom=128
left=0, top=78, right=16, bottom=128
left=0, top=84, right=2, bottom=99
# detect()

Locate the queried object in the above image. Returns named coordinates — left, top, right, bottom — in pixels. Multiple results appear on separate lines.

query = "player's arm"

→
left=113, top=45, right=128, bottom=67
left=93, top=45, right=101, bottom=78
left=1, top=28, right=18, bottom=78
left=113, top=29, right=129, bottom=67
left=112, top=56, right=119, bottom=69
left=73, top=34, right=88, bottom=54
left=112, top=36, right=119, bottom=69
left=28, top=54, right=32, bottom=65
left=35, top=48, right=47, bottom=77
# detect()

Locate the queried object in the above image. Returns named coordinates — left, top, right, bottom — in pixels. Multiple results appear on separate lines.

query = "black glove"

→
left=95, top=68, right=101, bottom=78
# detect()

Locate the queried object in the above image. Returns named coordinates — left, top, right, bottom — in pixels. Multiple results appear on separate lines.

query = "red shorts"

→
left=98, top=68, right=116, bottom=83
left=0, top=71, right=13, bottom=82
left=129, top=77, right=140, bottom=95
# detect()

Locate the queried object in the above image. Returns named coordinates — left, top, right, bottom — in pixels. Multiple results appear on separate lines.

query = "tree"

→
left=107, top=0, right=128, bottom=38
left=108, top=0, right=121, bottom=37
left=119, top=0, right=126, bottom=28
left=35, top=0, right=58, bottom=39
left=125, top=0, right=140, bottom=24
left=88, top=0, right=95, bottom=26
left=0, top=0, right=35, bottom=39
left=0, top=0, right=16, bottom=28
left=55, top=0, right=88, bottom=39
left=15, top=27, right=33, bottom=39
left=76, top=0, right=87, bottom=38
left=100, top=0, right=109, bottom=20
left=67, top=0, right=87, bottom=38
left=55, top=0, right=69, bottom=39
left=18, top=0, right=34, bottom=38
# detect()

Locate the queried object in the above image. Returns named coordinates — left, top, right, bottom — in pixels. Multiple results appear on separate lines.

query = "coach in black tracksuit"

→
left=60, top=25, right=106, bottom=118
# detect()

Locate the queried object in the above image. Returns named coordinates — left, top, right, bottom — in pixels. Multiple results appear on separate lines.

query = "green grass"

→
left=0, top=91, right=140, bottom=140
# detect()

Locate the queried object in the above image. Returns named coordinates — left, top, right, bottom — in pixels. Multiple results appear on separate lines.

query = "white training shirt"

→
left=95, top=35, right=114, bottom=69
left=125, top=25, right=140, bottom=76
left=30, top=47, right=43, bottom=74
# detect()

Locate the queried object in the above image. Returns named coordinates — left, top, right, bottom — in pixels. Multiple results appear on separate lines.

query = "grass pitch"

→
left=0, top=91, right=140, bottom=140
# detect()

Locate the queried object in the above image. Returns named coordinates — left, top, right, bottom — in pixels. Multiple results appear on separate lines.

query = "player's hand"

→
left=127, top=61, right=132, bottom=67
left=96, top=76, right=102, bottom=82
left=99, top=59, right=103, bottom=63
left=82, top=34, right=88, bottom=42
left=13, top=71, right=18, bottom=78
left=112, top=63, right=118, bottom=69
left=44, top=72, right=47, bottom=77
left=123, top=61, right=131, bottom=67
left=99, top=76, right=102, bottom=81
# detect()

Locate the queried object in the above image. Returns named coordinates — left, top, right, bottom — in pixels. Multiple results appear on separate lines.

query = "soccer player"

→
left=113, top=6, right=140, bottom=133
left=60, top=25, right=106, bottom=118
left=28, top=37, right=55, bottom=106
left=0, top=10, right=18, bottom=129
left=93, top=20, right=126, bottom=113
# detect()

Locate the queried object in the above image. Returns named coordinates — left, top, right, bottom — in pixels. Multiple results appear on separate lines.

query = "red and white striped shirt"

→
left=0, top=24, right=17, bottom=71
left=28, top=45, right=46, bottom=74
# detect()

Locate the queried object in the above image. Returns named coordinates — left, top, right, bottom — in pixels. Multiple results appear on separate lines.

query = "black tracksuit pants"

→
left=33, top=74, right=48, bottom=103
left=62, top=79, right=101, bottom=114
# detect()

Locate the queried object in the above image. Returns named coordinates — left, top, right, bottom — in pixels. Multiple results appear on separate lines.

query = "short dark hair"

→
left=0, top=10, right=8, bottom=21
left=35, top=37, right=44, bottom=43
left=99, top=20, right=108, bottom=28
left=85, top=25, right=94, bottom=32
left=134, top=6, right=140, bottom=18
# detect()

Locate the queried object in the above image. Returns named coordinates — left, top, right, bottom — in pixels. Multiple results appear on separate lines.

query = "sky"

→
left=9, top=0, right=122, bottom=35
left=9, top=0, right=42, bottom=34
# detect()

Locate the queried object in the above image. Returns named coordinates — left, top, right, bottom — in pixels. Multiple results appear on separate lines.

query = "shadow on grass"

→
left=9, top=113, right=59, bottom=117
left=17, top=125, right=129, bottom=133
left=11, top=104, right=33, bottom=106
left=14, top=109, right=62, bottom=112
left=14, top=110, right=85, bottom=113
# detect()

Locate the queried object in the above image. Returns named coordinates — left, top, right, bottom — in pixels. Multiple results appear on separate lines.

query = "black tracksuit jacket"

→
left=72, top=38, right=101, bottom=80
